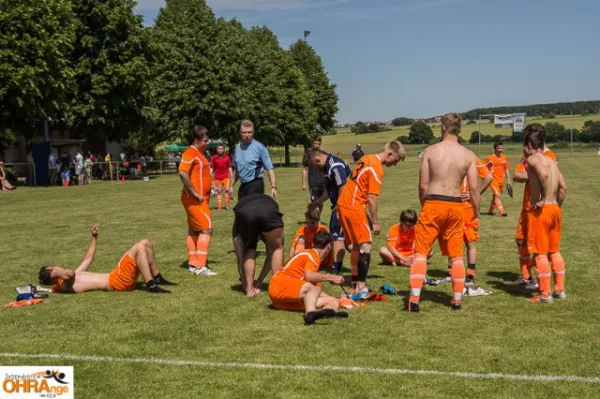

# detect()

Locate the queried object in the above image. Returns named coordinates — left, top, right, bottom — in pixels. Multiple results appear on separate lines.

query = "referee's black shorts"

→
left=233, top=194, right=284, bottom=252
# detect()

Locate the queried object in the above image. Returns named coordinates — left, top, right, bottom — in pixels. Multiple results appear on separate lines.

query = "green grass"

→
left=1, top=148, right=600, bottom=398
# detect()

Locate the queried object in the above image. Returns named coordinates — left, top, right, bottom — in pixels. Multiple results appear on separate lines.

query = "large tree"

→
left=0, top=0, right=75, bottom=142
left=67, top=0, right=149, bottom=141
left=288, top=40, right=338, bottom=133
left=408, top=121, right=434, bottom=144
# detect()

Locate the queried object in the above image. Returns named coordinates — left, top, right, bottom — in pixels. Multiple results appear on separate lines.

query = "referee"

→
left=229, top=120, right=277, bottom=200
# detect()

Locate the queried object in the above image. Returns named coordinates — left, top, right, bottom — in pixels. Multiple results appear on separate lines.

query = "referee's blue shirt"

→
left=232, top=140, right=274, bottom=184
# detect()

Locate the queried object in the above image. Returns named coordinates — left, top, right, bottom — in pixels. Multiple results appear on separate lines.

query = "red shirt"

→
left=210, top=154, right=232, bottom=180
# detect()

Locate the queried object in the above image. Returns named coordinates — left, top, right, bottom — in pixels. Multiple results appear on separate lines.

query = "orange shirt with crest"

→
left=277, top=249, right=320, bottom=281
left=515, top=149, right=557, bottom=209
left=292, top=224, right=329, bottom=250
left=179, top=146, right=211, bottom=198
left=337, top=154, right=383, bottom=210
left=386, top=224, right=415, bottom=252
left=486, top=154, right=509, bottom=185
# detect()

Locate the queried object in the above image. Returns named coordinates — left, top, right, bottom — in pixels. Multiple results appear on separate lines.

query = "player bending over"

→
left=269, top=231, right=348, bottom=325
left=38, top=225, right=174, bottom=294
left=232, top=194, right=285, bottom=297
left=522, top=124, right=567, bottom=303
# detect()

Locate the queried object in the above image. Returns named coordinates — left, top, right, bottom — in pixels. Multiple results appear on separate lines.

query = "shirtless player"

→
left=523, top=124, right=567, bottom=303
left=407, top=113, right=480, bottom=312
left=38, top=225, right=174, bottom=294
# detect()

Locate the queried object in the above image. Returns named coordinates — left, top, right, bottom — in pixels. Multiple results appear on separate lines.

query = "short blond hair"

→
left=240, top=120, right=254, bottom=131
left=442, top=113, right=462, bottom=135
left=385, top=140, right=406, bottom=161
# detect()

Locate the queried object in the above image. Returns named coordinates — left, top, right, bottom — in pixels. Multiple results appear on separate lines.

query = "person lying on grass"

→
left=269, top=231, right=349, bottom=325
left=38, top=224, right=175, bottom=294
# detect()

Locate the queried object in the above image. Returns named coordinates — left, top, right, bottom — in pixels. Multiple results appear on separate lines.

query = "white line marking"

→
left=1, top=353, right=599, bottom=383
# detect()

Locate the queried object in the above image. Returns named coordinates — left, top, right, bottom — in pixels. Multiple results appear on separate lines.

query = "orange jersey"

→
left=386, top=224, right=415, bottom=253
left=486, top=154, right=509, bottom=185
left=515, top=149, right=557, bottom=210
left=461, top=157, right=491, bottom=195
left=277, top=249, right=320, bottom=281
left=179, top=146, right=211, bottom=198
left=292, top=224, right=329, bottom=251
left=337, top=154, right=383, bottom=209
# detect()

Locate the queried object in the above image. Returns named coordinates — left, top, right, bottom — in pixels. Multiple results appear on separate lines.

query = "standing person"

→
left=75, top=150, right=84, bottom=186
left=175, top=153, right=182, bottom=170
left=48, top=152, right=59, bottom=186
left=510, top=139, right=557, bottom=288
left=178, top=125, right=216, bottom=276
left=60, top=152, right=70, bottom=188
left=485, top=142, right=512, bottom=216
left=337, top=141, right=405, bottom=297
left=407, top=113, right=480, bottom=312
left=84, top=155, right=94, bottom=185
left=26, top=150, right=35, bottom=186
left=210, top=145, right=233, bottom=210
left=229, top=120, right=277, bottom=200
left=523, top=124, right=567, bottom=303
left=140, top=154, right=149, bottom=178
left=351, top=143, right=364, bottom=164
left=302, top=137, right=327, bottom=212
left=232, top=194, right=285, bottom=297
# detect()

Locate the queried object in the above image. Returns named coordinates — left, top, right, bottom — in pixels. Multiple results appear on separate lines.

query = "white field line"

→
left=1, top=353, right=599, bottom=383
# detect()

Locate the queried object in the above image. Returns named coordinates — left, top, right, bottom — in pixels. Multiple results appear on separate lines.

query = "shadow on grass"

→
left=231, top=282, right=271, bottom=295
left=486, top=271, right=532, bottom=298
left=179, top=260, right=221, bottom=270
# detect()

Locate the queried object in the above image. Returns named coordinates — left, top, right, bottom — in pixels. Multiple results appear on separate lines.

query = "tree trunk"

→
left=284, top=144, right=290, bottom=166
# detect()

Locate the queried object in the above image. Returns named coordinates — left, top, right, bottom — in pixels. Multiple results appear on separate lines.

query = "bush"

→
left=408, top=121, right=434, bottom=144
left=397, top=135, right=409, bottom=143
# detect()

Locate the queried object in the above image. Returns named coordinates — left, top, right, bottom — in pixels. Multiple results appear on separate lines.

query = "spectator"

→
left=60, top=153, right=70, bottom=188
left=129, top=154, right=139, bottom=179
left=0, top=161, right=16, bottom=190
left=140, top=154, right=149, bottom=178
left=67, top=151, right=75, bottom=185
left=351, top=143, right=364, bottom=164
left=84, top=155, right=94, bottom=184
left=75, top=150, right=84, bottom=185
left=26, top=150, right=35, bottom=185
left=48, top=152, right=59, bottom=186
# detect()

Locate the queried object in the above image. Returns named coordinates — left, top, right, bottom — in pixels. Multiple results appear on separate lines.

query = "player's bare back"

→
left=527, top=153, right=561, bottom=207
left=422, top=141, right=475, bottom=198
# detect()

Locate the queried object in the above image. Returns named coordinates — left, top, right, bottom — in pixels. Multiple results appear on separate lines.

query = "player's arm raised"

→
left=557, top=168, right=567, bottom=207
left=418, top=150, right=430, bottom=206
left=466, top=157, right=480, bottom=220
left=75, top=224, right=99, bottom=272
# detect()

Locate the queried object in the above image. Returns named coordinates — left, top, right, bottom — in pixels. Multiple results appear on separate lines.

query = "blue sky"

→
left=135, top=0, right=600, bottom=123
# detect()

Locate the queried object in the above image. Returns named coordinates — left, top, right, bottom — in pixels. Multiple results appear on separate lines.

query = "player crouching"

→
left=379, top=209, right=418, bottom=267
left=269, top=231, right=348, bottom=325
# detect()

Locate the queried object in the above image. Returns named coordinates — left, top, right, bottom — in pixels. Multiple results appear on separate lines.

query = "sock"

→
left=153, top=273, right=176, bottom=286
left=450, top=258, right=465, bottom=304
left=550, top=252, right=565, bottom=291
left=527, top=256, right=536, bottom=279
left=217, top=194, right=222, bottom=209
left=467, top=264, right=476, bottom=277
left=409, top=254, right=428, bottom=304
left=332, top=261, right=343, bottom=275
left=357, top=252, right=371, bottom=283
left=488, top=198, right=496, bottom=214
left=186, top=235, right=200, bottom=268
left=350, top=251, right=359, bottom=288
left=518, top=247, right=531, bottom=280
left=225, top=192, right=230, bottom=207
left=494, top=198, right=504, bottom=214
left=535, top=255, right=552, bottom=297
left=197, top=234, right=211, bottom=268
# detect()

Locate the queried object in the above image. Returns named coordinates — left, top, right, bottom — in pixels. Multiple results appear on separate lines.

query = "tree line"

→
left=0, top=0, right=338, bottom=162
left=462, top=100, right=600, bottom=120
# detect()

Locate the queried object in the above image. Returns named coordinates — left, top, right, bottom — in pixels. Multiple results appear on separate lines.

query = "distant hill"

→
left=461, top=100, right=600, bottom=120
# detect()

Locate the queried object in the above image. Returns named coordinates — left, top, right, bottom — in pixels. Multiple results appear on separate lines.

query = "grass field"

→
left=2, top=146, right=600, bottom=398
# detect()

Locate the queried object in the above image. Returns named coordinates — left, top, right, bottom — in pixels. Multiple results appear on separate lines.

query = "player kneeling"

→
left=38, top=224, right=174, bottom=294
left=269, top=231, right=348, bottom=325
left=379, top=209, right=417, bottom=267
left=291, top=208, right=334, bottom=268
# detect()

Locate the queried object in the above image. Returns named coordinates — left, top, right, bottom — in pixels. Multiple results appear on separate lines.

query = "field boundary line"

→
left=1, top=352, right=599, bottom=383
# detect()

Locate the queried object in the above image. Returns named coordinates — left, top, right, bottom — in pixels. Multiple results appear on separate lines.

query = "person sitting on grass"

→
left=38, top=224, right=175, bottom=294
left=379, top=209, right=418, bottom=267
left=290, top=208, right=334, bottom=268
left=269, top=231, right=348, bottom=325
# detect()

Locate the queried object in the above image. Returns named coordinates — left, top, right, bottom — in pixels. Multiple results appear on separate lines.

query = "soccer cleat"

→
left=439, top=276, right=452, bottom=285
left=506, top=276, right=532, bottom=286
left=188, top=266, right=197, bottom=274
left=529, top=294, right=553, bottom=303
left=404, top=302, right=420, bottom=312
left=463, top=286, right=493, bottom=296
left=465, top=275, right=476, bottom=287
left=501, top=213, right=508, bottom=217
left=525, top=280, right=539, bottom=291
left=451, top=301, right=462, bottom=310
left=553, top=290, right=567, bottom=300
left=333, top=311, right=349, bottom=318
left=424, top=277, right=439, bottom=286
left=304, top=309, right=332, bottom=325
left=194, top=266, right=217, bottom=276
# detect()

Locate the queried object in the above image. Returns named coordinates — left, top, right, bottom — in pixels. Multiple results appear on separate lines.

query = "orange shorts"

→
left=528, top=204, right=562, bottom=254
left=181, top=193, right=212, bottom=231
left=337, top=206, right=371, bottom=244
left=515, top=208, right=529, bottom=241
left=108, top=253, right=140, bottom=291
left=214, top=178, right=230, bottom=189
left=415, top=198, right=464, bottom=258
left=490, top=181, right=503, bottom=195
left=462, top=203, right=479, bottom=243
left=268, top=275, right=311, bottom=311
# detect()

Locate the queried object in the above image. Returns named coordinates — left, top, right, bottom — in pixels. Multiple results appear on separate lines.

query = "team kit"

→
left=39, top=116, right=567, bottom=325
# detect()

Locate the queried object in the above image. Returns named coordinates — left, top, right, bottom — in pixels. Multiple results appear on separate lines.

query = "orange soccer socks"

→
left=187, top=234, right=211, bottom=268
left=534, top=255, right=552, bottom=298
left=409, top=255, right=428, bottom=306
left=489, top=197, right=505, bottom=215
left=450, top=258, right=465, bottom=309
left=550, top=252, right=565, bottom=292
left=518, top=247, right=533, bottom=280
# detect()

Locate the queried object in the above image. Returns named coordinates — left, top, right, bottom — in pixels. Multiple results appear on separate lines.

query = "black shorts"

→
left=238, top=179, right=265, bottom=199
left=310, top=184, right=327, bottom=202
left=233, top=195, right=284, bottom=252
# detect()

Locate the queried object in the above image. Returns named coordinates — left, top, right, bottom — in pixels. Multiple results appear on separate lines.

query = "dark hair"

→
left=312, top=136, right=322, bottom=144
left=313, top=231, right=332, bottom=249
left=305, top=207, right=321, bottom=221
left=39, top=266, right=53, bottom=285
left=400, top=209, right=418, bottom=224
left=494, top=141, right=503, bottom=150
left=523, top=124, right=545, bottom=149
left=191, top=125, right=209, bottom=142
